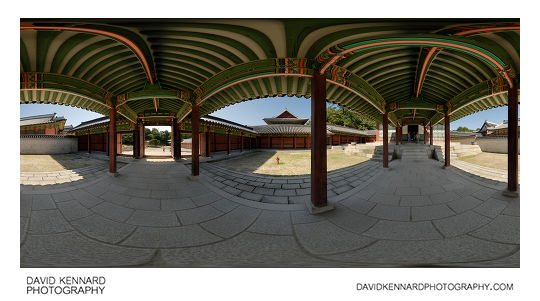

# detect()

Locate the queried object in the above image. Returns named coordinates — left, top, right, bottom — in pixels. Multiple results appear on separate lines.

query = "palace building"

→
left=68, top=109, right=376, bottom=156
left=20, top=113, right=69, bottom=135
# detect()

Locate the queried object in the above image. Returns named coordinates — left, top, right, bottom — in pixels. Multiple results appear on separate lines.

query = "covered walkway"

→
left=21, top=158, right=519, bottom=267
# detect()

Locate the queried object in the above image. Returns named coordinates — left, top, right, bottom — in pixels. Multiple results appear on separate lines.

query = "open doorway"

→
left=144, top=126, right=172, bottom=157
left=407, top=125, right=418, bottom=142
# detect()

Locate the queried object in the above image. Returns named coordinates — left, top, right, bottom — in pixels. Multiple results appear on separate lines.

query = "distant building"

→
left=477, top=119, right=520, bottom=136
left=20, top=113, right=68, bottom=135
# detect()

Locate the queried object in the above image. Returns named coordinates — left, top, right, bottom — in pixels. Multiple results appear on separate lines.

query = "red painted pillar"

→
left=429, top=125, right=433, bottom=145
left=213, top=132, right=216, bottom=153
left=87, top=131, right=91, bottom=153
left=268, top=136, right=270, bottom=149
left=227, top=131, right=231, bottom=154
left=132, top=123, right=138, bottom=159
left=310, top=70, right=328, bottom=207
left=281, top=135, right=284, bottom=149
left=109, top=106, right=117, bottom=174
left=241, top=133, right=244, bottom=152
left=293, top=135, right=296, bottom=149
left=383, top=112, right=389, bottom=168
left=444, top=112, right=450, bottom=167
left=338, top=134, right=341, bottom=145
left=424, top=125, right=428, bottom=144
left=206, top=129, right=211, bottom=157
left=191, top=103, right=199, bottom=176
left=507, top=80, right=518, bottom=191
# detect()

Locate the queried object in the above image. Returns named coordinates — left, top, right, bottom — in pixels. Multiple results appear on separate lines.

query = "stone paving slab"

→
left=364, top=220, right=442, bottom=240
left=294, top=220, right=376, bottom=255
left=469, top=215, right=520, bottom=244
left=160, top=232, right=333, bottom=267
left=411, top=204, right=455, bottom=221
left=127, top=210, right=180, bottom=227
left=121, top=225, right=222, bottom=248
left=57, top=200, right=93, bottom=221
left=91, top=202, right=135, bottom=223
left=247, top=210, right=293, bottom=235
left=201, top=205, right=260, bottom=238
left=176, top=205, right=225, bottom=225
left=21, top=231, right=155, bottom=267
left=71, top=214, right=136, bottom=244
left=322, top=235, right=517, bottom=266
left=29, top=210, right=73, bottom=234
left=433, top=211, right=492, bottom=237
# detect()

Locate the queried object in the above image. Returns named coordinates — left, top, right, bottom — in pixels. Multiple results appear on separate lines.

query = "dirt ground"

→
left=458, top=152, right=520, bottom=171
left=20, top=154, right=112, bottom=172
left=211, top=150, right=369, bottom=176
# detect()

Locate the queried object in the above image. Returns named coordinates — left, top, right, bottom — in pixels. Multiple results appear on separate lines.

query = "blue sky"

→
left=20, top=97, right=519, bottom=131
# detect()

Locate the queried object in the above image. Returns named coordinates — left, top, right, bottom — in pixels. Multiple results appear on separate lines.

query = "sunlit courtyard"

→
left=210, top=150, right=370, bottom=175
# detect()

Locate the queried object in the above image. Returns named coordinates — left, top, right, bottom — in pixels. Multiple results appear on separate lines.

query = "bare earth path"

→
left=459, top=152, right=520, bottom=171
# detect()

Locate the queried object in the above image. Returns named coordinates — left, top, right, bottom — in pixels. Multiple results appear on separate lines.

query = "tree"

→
left=456, top=126, right=474, bottom=132
left=326, top=105, right=375, bottom=130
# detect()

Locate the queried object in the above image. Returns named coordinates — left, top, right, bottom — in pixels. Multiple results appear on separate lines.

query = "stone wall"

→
left=20, top=135, right=78, bottom=154
left=476, top=136, right=520, bottom=154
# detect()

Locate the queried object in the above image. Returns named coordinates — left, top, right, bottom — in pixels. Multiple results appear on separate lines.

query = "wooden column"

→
left=191, top=104, right=200, bottom=176
left=105, top=130, right=109, bottom=155
left=310, top=70, right=328, bottom=208
left=268, top=136, right=271, bottom=149
left=132, top=123, right=138, bottom=159
left=429, top=125, right=433, bottom=145
left=213, top=132, right=216, bottom=153
left=281, top=134, right=284, bottom=149
left=108, top=105, right=117, bottom=174
left=507, top=80, right=518, bottom=192
left=172, top=117, right=180, bottom=159
left=375, top=122, right=380, bottom=141
left=423, top=125, right=428, bottom=144
left=241, top=133, right=244, bottom=152
left=444, top=111, right=450, bottom=167
left=293, top=135, right=296, bottom=149
left=383, top=112, right=389, bottom=168
left=87, top=131, right=91, bottom=153
left=227, top=131, right=231, bottom=154
left=205, top=129, right=211, bottom=157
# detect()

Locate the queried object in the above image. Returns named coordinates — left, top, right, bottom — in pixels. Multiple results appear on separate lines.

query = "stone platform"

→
left=20, top=158, right=519, bottom=267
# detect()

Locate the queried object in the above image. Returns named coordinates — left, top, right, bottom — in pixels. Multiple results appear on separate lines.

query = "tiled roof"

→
left=493, top=119, right=520, bottom=130
left=201, top=115, right=257, bottom=134
left=20, top=113, right=66, bottom=126
left=69, top=116, right=109, bottom=132
left=326, top=124, right=375, bottom=136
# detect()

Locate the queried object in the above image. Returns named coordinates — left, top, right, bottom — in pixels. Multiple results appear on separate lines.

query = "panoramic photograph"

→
left=19, top=18, right=519, bottom=270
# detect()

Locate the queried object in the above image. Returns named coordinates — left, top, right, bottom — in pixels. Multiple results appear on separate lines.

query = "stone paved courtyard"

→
left=20, top=157, right=519, bottom=267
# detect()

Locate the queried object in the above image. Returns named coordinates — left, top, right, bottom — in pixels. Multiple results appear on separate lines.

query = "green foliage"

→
left=456, top=126, right=474, bottom=132
left=148, top=139, right=161, bottom=147
left=326, top=105, right=375, bottom=130
left=121, top=133, right=133, bottom=145
left=144, top=128, right=171, bottom=145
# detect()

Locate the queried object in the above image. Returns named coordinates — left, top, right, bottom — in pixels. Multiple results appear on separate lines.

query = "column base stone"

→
left=305, top=198, right=334, bottom=215
left=502, top=189, right=520, bottom=198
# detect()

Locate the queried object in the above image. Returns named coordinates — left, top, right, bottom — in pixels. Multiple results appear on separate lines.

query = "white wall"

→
left=20, top=135, right=78, bottom=154
left=476, top=136, right=520, bottom=154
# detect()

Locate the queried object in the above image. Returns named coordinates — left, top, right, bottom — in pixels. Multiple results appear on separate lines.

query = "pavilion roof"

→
left=201, top=115, right=257, bottom=134
left=20, top=113, right=66, bottom=126
left=69, top=116, right=110, bottom=132
left=20, top=19, right=519, bottom=127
